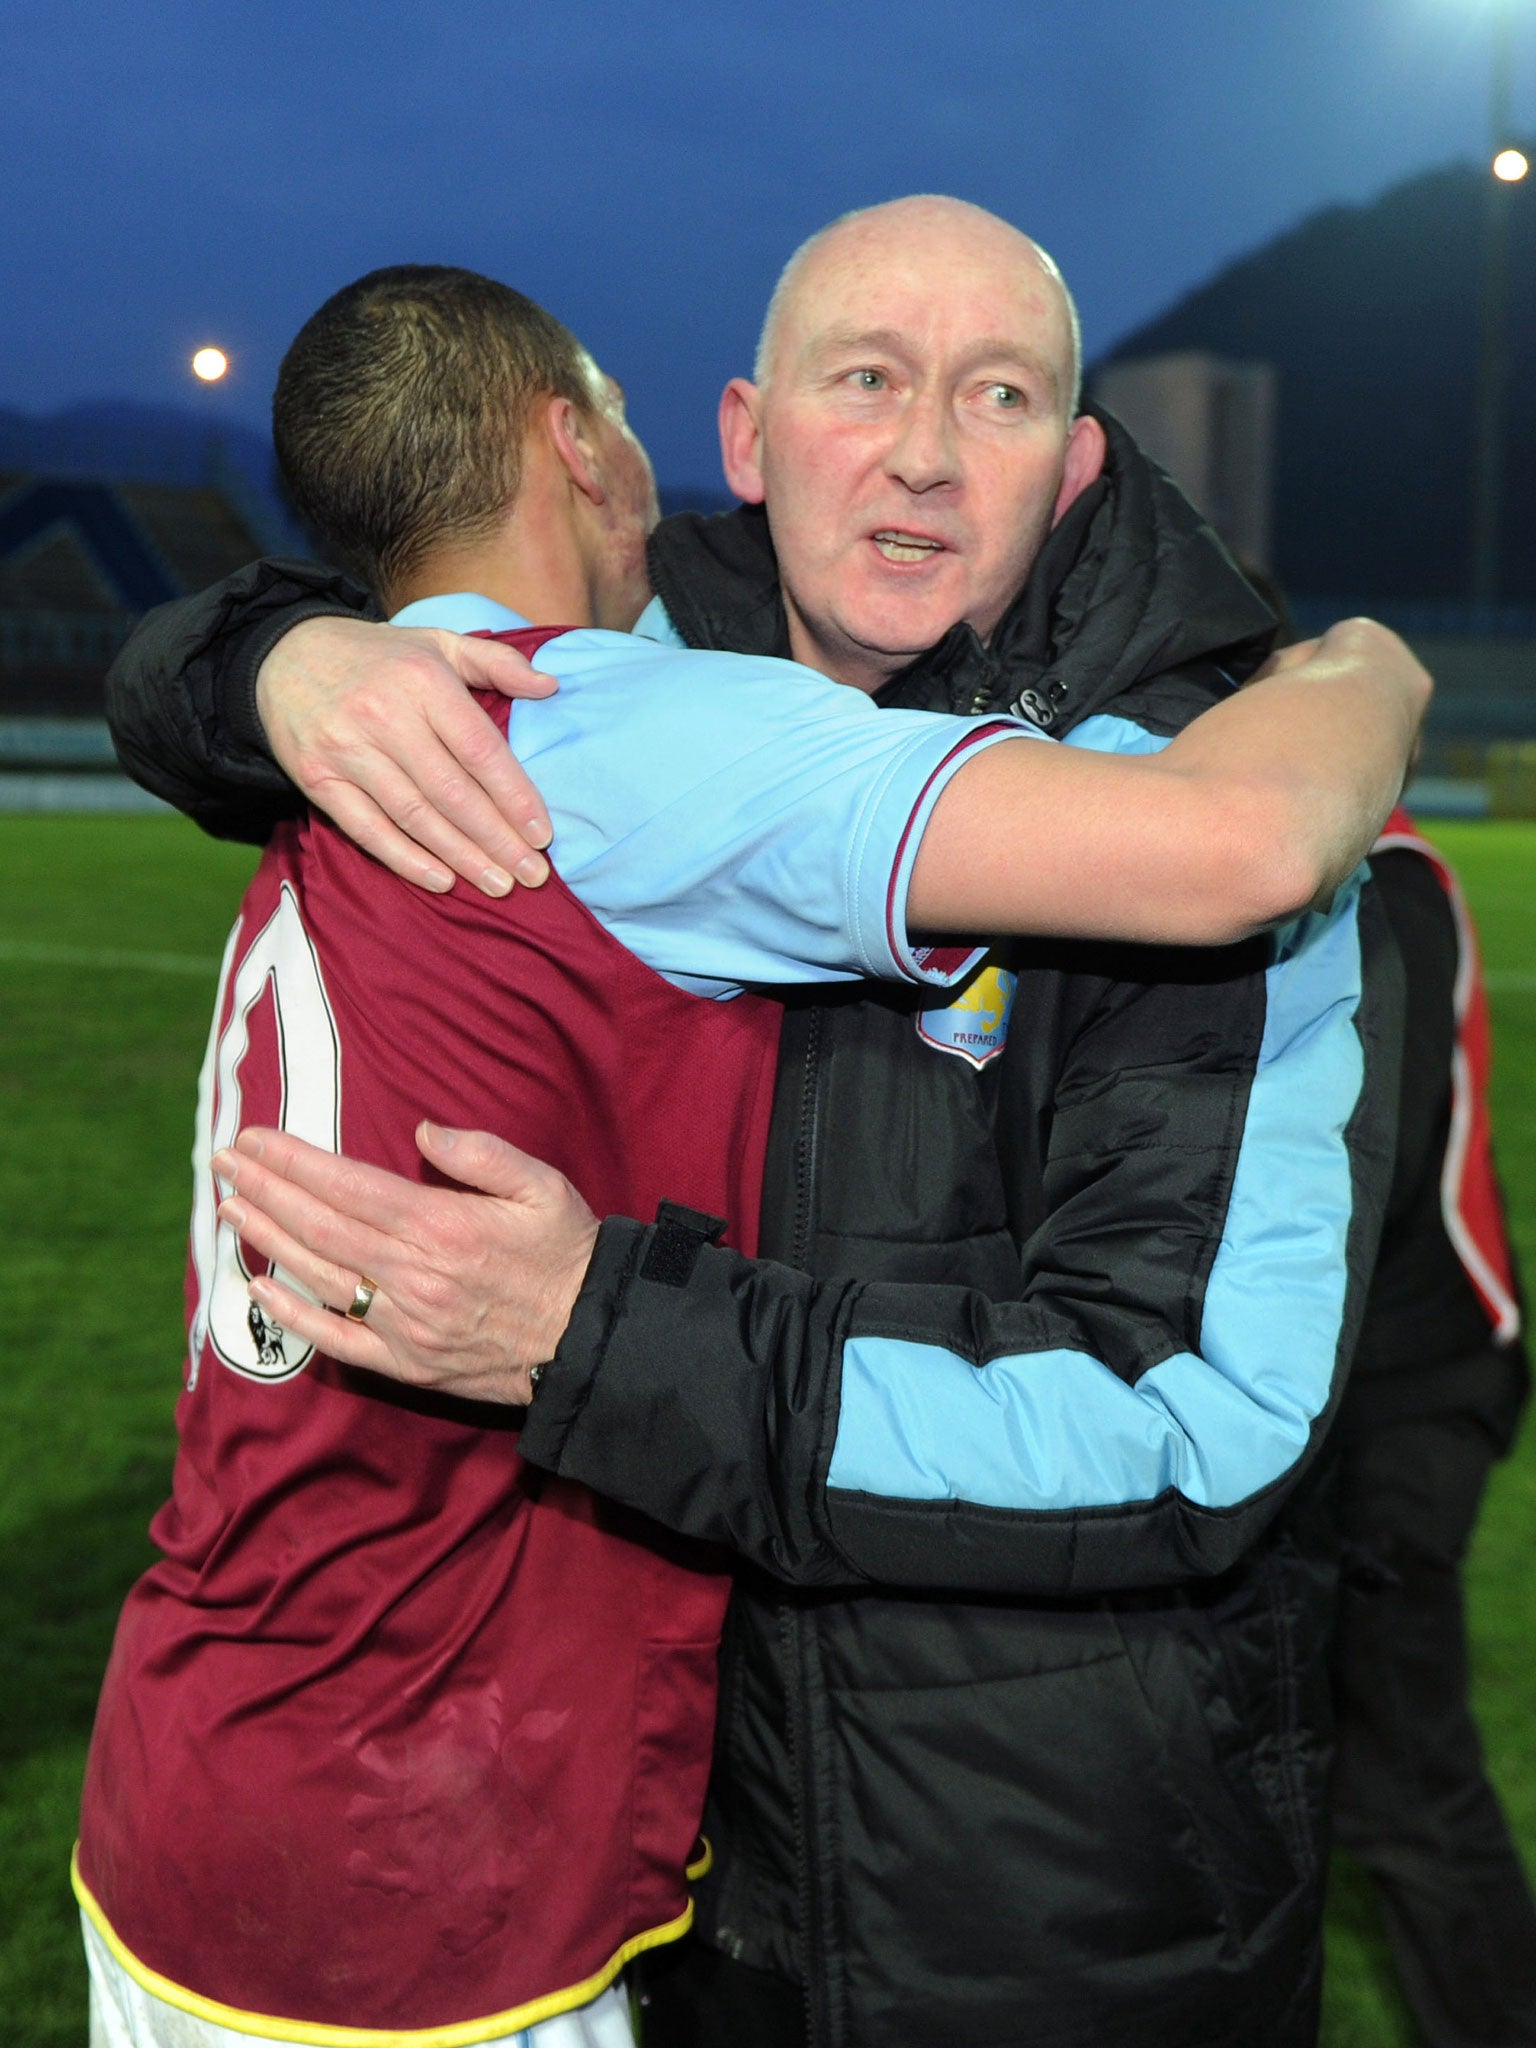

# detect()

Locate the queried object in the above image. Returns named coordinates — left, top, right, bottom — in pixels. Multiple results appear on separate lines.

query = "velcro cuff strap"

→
left=640, top=1201, right=728, bottom=1287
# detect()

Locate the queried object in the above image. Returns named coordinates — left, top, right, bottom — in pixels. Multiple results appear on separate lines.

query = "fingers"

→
left=248, top=1268, right=534, bottom=1405
left=222, top=1123, right=579, bottom=1408
left=262, top=619, right=555, bottom=898
left=246, top=1271, right=391, bottom=1372
left=444, top=631, right=558, bottom=702
left=311, top=739, right=525, bottom=898
left=1249, top=637, right=1321, bottom=683
left=219, top=1184, right=376, bottom=1316
left=390, top=633, right=554, bottom=873
left=219, top=1129, right=430, bottom=1246
left=310, top=779, right=456, bottom=894
left=418, top=689, right=554, bottom=879
left=225, top=1172, right=404, bottom=1373
left=414, top=1121, right=560, bottom=1203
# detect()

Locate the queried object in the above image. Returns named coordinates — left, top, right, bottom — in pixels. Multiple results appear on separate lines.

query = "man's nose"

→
left=884, top=390, right=958, bottom=493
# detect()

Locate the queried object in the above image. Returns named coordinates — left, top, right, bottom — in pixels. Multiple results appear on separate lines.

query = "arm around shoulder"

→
left=1165, top=618, right=1432, bottom=930
left=906, top=618, right=1430, bottom=950
left=106, top=557, right=374, bottom=840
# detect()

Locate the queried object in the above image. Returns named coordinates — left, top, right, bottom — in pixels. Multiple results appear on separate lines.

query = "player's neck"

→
left=397, top=527, right=595, bottom=631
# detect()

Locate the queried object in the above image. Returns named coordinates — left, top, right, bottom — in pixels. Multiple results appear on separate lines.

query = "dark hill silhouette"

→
left=0, top=400, right=275, bottom=493
left=1096, top=153, right=1536, bottom=607
left=0, top=401, right=307, bottom=555
left=0, top=403, right=729, bottom=549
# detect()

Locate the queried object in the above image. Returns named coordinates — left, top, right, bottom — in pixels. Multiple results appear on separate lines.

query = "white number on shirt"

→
left=188, top=882, right=342, bottom=1385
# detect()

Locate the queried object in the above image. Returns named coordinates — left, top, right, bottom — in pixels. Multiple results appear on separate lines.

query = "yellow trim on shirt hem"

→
left=73, top=1846, right=691, bottom=2046
left=684, top=1836, right=712, bottom=1882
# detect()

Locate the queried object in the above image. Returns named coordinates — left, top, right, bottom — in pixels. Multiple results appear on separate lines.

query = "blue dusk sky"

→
left=4, top=0, right=1534, bottom=486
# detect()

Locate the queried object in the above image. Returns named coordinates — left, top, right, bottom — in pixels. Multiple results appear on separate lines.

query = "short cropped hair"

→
left=273, top=265, right=593, bottom=599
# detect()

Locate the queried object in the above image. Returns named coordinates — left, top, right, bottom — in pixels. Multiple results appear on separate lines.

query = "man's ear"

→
left=547, top=397, right=606, bottom=507
left=1051, top=413, right=1108, bottom=526
left=719, top=379, right=767, bottom=504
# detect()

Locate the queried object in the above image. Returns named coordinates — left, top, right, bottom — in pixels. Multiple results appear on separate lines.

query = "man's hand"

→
left=256, top=617, right=559, bottom=897
left=212, top=1122, right=600, bottom=1406
left=1247, top=635, right=1322, bottom=680
left=1248, top=621, right=1425, bottom=787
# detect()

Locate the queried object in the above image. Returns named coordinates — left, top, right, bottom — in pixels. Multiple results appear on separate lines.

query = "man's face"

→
left=721, top=202, right=1104, bottom=691
left=583, top=363, right=661, bottom=630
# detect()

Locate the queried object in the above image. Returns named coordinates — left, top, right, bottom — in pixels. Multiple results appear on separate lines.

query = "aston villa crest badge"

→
left=916, top=961, right=1018, bottom=1070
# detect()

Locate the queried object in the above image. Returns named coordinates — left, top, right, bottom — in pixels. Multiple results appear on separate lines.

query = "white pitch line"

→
left=0, top=939, right=221, bottom=978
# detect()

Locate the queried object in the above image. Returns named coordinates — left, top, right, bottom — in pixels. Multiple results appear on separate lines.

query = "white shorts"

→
left=83, top=1911, right=637, bottom=2048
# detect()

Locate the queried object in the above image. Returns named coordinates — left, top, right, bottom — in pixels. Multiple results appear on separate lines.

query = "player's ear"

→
left=547, top=397, right=606, bottom=507
left=1051, top=413, right=1107, bottom=526
left=719, top=379, right=767, bottom=505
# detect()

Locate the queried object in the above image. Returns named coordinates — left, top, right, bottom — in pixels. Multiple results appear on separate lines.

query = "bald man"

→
left=722, top=198, right=1106, bottom=693
left=108, top=199, right=1407, bottom=2048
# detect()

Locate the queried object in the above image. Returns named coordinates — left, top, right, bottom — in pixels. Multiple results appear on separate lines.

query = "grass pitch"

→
left=1, top=813, right=1532, bottom=2046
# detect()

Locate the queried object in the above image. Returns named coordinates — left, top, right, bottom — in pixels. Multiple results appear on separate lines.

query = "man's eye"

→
left=986, top=383, right=1025, bottom=409
left=848, top=369, right=887, bottom=392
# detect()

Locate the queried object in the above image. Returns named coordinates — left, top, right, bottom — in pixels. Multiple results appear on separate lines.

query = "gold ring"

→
left=345, top=1274, right=379, bottom=1322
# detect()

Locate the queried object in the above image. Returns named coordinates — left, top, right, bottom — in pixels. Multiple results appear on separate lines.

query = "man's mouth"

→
left=871, top=530, right=946, bottom=564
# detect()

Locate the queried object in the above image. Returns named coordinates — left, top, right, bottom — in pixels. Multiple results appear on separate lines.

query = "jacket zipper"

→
left=783, top=1008, right=834, bottom=2048
left=788, top=1007, right=824, bottom=1272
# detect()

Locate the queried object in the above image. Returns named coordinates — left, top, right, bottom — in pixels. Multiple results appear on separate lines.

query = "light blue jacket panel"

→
left=826, top=699, right=1376, bottom=1522
left=828, top=881, right=1367, bottom=1513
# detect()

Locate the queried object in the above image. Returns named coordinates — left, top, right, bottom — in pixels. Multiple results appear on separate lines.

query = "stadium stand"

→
left=0, top=466, right=280, bottom=804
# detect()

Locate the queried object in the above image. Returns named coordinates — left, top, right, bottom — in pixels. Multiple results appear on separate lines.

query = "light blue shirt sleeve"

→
left=390, top=594, right=1046, bottom=1002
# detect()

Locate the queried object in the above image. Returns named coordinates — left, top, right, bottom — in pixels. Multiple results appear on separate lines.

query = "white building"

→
left=1094, top=352, right=1276, bottom=571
